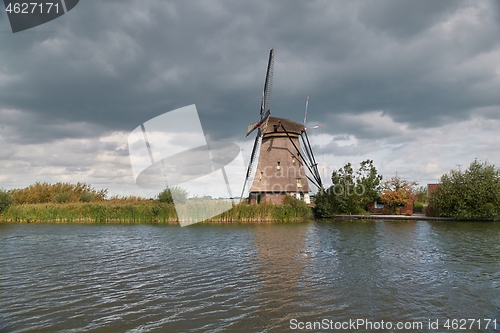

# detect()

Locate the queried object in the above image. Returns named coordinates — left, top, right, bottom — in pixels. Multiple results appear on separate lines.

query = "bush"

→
left=10, top=182, right=107, bottom=204
left=282, top=195, right=311, bottom=216
left=0, top=189, right=13, bottom=213
left=157, top=186, right=188, bottom=204
left=79, top=192, right=95, bottom=202
left=54, top=192, right=71, bottom=203
left=313, top=189, right=335, bottom=217
left=313, top=160, right=382, bottom=217
left=313, top=188, right=371, bottom=217
left=429, top=159, right=500, bottom=219
left=354, top=206, right=371, bottom=215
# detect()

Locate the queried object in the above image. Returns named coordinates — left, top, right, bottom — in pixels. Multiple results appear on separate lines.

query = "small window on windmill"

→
left=277, top=162, right=281, bottom=170
left=296, top=178, right=302, bottom=188
left=273, top=125, right=278, bottom=132
left=259, top=172, right=263, bottom=181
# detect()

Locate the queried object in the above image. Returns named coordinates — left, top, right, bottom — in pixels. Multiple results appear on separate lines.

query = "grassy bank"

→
left=0, top=200, right=312, bottom=224
left=204, top=201, right=312, bottom=223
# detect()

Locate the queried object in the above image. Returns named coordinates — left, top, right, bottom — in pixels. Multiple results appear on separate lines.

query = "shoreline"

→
left=0, top=216, right=312, bottom=224
left=2, top=215, right=498, bottom=224
left=328, top=214, right=497, bottom=222
left=1, top=203, right=497, bottom=223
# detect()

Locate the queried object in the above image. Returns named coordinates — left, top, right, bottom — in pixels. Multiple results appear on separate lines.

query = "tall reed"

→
left=1, top=202, right=177, bottom=223
left=0, top=198, right=312, bottom=223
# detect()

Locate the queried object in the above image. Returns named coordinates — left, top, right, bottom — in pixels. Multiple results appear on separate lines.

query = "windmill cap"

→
left=264, top=116, right=304, bottom=136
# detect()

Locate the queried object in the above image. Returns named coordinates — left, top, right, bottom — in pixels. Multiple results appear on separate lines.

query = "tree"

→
left=157, top=186, right=188, bottom=204
left=314, top=160, right=382, bottom=216
left=313, top=188, right=334, bottom=217
left=380, top=175, right=417, bottom=214
left=356, top=159, right=383, bottom=208
left=0, top=188, right=13, bottom=213
left=330, top=162, right=358, bottom=214
left=429, top=159, right=500, bottom=219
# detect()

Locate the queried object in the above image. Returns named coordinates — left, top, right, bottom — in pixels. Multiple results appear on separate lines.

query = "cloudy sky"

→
left=1, top=0, right=500, bottom=198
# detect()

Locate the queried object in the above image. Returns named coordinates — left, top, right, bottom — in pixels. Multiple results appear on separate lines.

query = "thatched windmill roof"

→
left=262, top=116, right=304, bottom=137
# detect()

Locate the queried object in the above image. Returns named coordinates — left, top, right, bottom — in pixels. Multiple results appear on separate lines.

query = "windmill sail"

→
left=259, top=113, right=270, bottom=136
left=247, top=122, right=258, bottom=137
left=305, top=125, right=322, bottom=130
left=303, top=95, right=309, bottom=126
left=246, top=109, right=271, bottom=137
left=303, top=96, right=322, bottom=131
left=245, top=134, right=262, bottom=179
left=261, top=49, right=274, bottom=117
left=240, top=49, right=274, bottom=202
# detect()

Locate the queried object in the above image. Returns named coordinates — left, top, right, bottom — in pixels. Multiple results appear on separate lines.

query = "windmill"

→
left=241, top=49, right=323, bottom=204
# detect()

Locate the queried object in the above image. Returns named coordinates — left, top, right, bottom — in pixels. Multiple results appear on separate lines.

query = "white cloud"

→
left=307, top=113, right=500, bottom=188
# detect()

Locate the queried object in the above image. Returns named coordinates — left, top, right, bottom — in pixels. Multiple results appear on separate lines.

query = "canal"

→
left=1, top=220, right=499, bottom=332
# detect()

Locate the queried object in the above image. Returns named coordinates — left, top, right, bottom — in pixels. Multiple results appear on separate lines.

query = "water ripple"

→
left=1, top=222, right=499, bottom=332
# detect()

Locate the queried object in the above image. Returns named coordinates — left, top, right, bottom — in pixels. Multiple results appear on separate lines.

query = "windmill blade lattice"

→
left=240, top=49, right=274, bottom=202
left=303, top=96, right=323, bottom=132
left=261, top=50, right=274, bottom=117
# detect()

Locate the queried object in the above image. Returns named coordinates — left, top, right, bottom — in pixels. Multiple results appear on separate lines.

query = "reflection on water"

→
left=0, top=221, right=499, bottom=333
left=249, top=224, right=308, bottom=331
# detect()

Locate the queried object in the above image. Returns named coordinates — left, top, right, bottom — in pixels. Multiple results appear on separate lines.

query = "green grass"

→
left=0, top=200, right=313, bottom=224
left=414, top=202, right=424, bottom=209
left=210, top=202, right=309, bottom=222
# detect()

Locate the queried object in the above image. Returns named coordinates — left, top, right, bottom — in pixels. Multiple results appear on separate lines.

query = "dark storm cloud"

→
left=357, top=0, right=459, bottom=40
left=1, top=0, right=499, bottom=146
left=0, top=109, right=106, bottom=144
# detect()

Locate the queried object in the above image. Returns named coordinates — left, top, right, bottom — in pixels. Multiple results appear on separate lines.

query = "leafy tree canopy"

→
left=315, top=159, right=382, bottom=216
left=157, top=186, right=188, bottom=205
left=380, top=175, right=418, bottom=213
left=429, top=159, right=500, bottom=219
left=0, top=188, right=13, bottom=213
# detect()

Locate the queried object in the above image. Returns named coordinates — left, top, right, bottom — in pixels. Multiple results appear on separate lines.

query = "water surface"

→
left=1, top=220, right=499, bottom=332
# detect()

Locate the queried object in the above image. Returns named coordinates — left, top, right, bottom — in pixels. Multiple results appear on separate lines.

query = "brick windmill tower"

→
left=241, top=49, right=323, bottom=204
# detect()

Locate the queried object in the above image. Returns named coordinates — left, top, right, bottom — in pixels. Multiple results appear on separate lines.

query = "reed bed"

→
left=0, top=199, right=313, bottom=224
left=1, top=202, right=177, bottom=223
left=206, top=202, right=312, bottom=222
